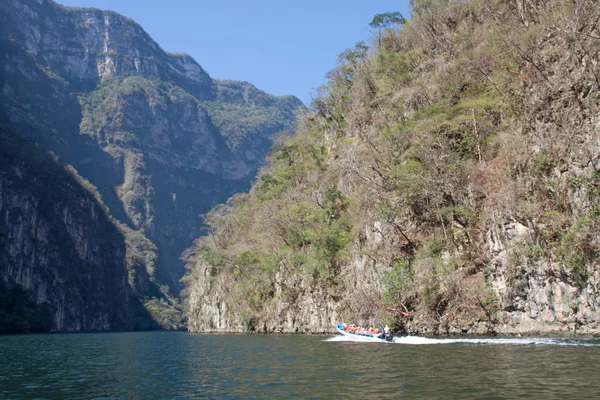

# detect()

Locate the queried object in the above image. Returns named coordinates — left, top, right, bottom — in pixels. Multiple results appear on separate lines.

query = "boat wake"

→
left=325, top=335, right=600, bottom=346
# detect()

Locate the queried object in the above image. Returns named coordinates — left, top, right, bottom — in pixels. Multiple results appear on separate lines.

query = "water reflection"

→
left=0, top=332, right=599, bottom=399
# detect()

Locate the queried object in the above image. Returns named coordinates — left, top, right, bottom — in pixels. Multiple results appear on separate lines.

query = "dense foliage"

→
left=185, top=0, right=600, bottom=332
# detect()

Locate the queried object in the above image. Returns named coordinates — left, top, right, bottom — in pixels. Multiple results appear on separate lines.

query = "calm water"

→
left=0, top=332, right=599, bottom=399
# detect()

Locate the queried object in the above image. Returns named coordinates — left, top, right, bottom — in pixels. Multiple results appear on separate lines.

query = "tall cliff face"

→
left=185, top=0, right=600, bottom=335
left=0, top=0, right=302, bottom=330
left=0, top=0, right=213, bottom=96
left=0, top=127, right=154, bottom=332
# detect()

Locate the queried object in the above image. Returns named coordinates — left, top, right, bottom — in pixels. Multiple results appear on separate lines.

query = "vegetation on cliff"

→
left=202, top=79, right=304, bottom=150
left=185, top=0, right=600, bottom=333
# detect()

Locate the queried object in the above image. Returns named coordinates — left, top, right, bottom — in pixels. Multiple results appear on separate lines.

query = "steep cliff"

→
left=185, top=0, right=600, bottom=335
left=0, top=126, right=156, bottom=332
left=0, top=0, right=302, bottom=331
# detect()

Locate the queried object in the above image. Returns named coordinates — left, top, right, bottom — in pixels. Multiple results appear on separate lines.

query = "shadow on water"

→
left=0, top=332, right=599, bottom=399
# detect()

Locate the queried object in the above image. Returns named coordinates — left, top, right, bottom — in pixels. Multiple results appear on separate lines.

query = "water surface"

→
left=1, top=332, right=599, bottom=399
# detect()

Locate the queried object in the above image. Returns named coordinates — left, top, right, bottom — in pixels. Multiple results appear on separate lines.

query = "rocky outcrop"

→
left=184, top=0, right=600, bottom=336
left=186, top=261, right=339, bottom=334
left=484, top=221, right=600, bottom=335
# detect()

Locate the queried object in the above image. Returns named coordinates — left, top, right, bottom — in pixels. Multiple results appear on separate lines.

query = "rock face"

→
left=1, top=0, right=212, bottom=96
left=0, top=0, right=302, bottom=331
left=0, top=127, right=150, bottom=332
left=484, top=221, right=600, bottom=335
left=184, top=0, right=600, bottom=336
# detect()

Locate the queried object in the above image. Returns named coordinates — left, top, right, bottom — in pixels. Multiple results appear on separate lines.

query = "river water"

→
left=0, top=332, right=599, bottom=399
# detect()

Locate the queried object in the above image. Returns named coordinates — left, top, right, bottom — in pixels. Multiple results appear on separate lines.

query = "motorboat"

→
left=335, top=324, right=393, bottom=342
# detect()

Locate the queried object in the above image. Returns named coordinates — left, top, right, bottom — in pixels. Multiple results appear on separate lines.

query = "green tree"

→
left=370, top=12, right=406, bottom=50
left=369, top=12, right=406, bottom=29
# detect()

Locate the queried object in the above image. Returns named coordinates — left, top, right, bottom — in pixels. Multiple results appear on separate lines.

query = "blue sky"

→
left=57, top=0, right=411, bottom=104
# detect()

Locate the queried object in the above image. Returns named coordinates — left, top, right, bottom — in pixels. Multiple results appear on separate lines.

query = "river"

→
left=0, top=332, right=598, bottom=399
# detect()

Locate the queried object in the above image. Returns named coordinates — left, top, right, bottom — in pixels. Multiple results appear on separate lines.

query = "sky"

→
left=56, top=0, right=411, bottom=104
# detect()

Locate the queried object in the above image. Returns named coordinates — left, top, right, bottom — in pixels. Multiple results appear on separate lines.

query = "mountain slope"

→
left=185, top=0, right=600, bottom=335
left=0, top=0, right=302, bottom=331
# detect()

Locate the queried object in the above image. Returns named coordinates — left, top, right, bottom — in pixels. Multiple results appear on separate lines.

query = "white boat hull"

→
left=335, top=324, right=393, bottom=343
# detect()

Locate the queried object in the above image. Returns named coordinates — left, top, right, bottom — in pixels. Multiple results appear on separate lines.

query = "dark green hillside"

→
left=185, top=0, right=600, bottom=335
